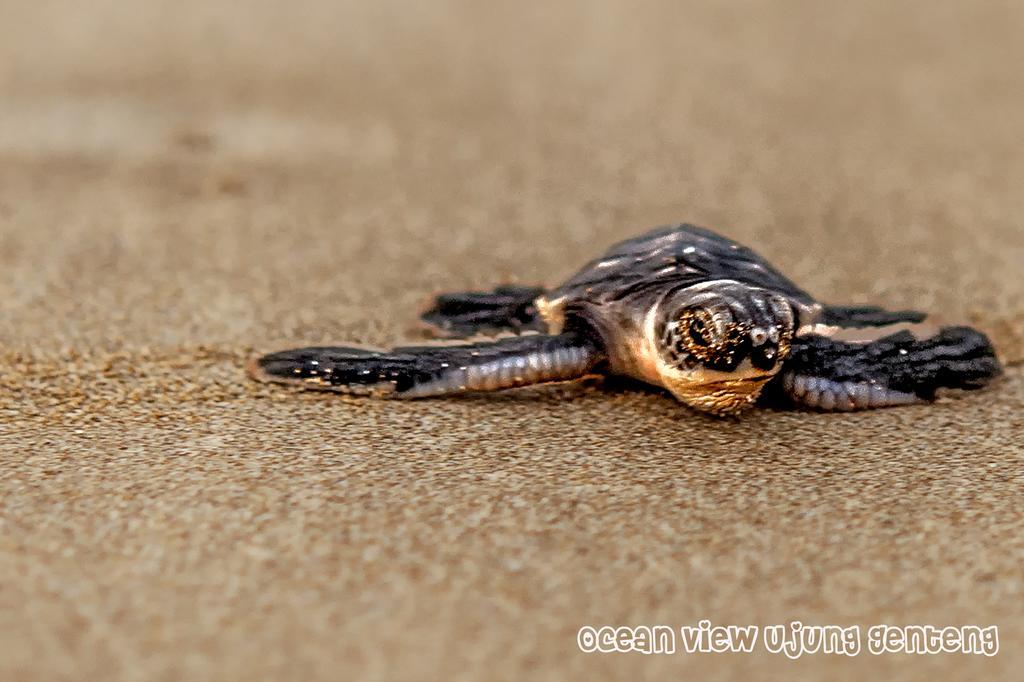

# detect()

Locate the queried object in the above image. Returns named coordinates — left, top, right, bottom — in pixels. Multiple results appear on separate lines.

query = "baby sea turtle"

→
left=250, top=224, right=1001, bottom=415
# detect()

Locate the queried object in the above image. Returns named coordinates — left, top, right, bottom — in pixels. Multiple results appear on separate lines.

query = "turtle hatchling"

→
left=251, top=224, right=1001, bottom=415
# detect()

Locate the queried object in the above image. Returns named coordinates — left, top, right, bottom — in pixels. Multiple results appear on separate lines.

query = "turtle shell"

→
left=546, top=224, right=818, bottom=310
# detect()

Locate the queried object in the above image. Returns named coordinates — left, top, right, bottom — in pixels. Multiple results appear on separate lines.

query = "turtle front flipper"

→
left=420, top=285, right=547, bottom=337
left=775, top=325, right=1002, bottom=411
left=249, top=332, right=603, bottom=398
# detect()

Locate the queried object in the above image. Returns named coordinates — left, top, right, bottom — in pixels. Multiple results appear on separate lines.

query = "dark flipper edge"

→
left=822, top=305, right=928, bottom=329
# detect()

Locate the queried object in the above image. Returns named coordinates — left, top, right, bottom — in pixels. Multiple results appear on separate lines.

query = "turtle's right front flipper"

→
left=250, top=332, right=603, bottom=398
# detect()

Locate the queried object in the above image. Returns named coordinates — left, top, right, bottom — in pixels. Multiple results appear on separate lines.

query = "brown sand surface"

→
left=2, top=1, right=1023, bottom=679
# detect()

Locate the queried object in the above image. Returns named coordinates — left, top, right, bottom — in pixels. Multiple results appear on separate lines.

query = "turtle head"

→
left=652, top=281, right=795, bottom=415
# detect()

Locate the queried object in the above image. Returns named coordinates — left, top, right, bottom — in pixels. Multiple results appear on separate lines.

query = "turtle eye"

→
left=661, top=310, right=732, bottom=370
left=688, top=318, right=711, bottom=346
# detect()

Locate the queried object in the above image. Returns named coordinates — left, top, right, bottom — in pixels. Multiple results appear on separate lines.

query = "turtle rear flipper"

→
left=821, top=305, right=928, bottom=328
left=776, top=325, right=1001, bottom=411
left=250, top=332, right=603, bottom=398
left=420, top=285, right=547, bottom=337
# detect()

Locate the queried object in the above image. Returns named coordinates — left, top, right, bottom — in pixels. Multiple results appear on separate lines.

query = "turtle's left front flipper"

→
left=250, top=332, right=604, bottom=398
left=775, top=326, right=1002, bottom=411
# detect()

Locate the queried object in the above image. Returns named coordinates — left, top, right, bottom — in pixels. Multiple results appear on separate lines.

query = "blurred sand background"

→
left=1, top=1, right=1023, bottom=679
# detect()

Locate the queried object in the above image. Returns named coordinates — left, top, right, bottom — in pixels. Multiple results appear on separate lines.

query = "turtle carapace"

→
left=250, top=224, right=1001, bottom=415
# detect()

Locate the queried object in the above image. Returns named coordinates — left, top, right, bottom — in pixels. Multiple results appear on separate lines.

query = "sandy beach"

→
left=2, top=1, right=1023, bottom=679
